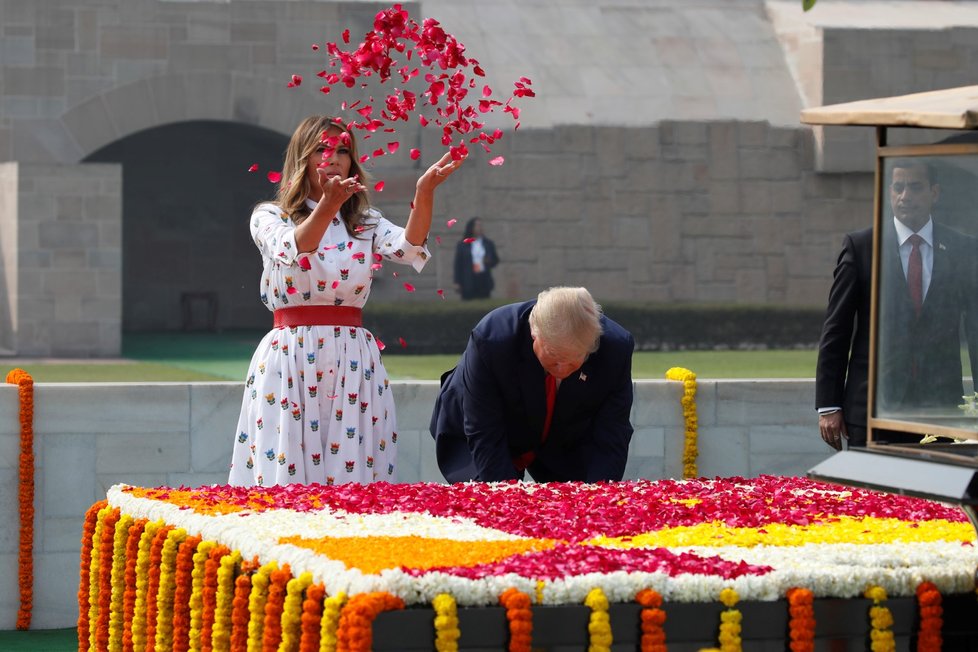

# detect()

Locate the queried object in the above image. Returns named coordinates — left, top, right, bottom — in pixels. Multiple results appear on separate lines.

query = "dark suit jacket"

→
left=816, top=223, right=978, bottom=431
left=430, top=301, right=635, bottom=482
left=454, top=237, right=499, bottom=299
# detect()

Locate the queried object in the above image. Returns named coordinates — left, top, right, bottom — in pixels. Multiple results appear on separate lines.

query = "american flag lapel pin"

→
left=939, top=242, right=947, bottom=251
left=579, top=372, right=587, bottom=382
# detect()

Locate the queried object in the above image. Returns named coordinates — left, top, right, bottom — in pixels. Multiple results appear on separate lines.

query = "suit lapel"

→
left=518, top=340, right=547, bottom=446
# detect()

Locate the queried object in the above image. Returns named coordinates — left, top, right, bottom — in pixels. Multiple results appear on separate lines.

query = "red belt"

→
left=273, top=306, right=363, bottom=328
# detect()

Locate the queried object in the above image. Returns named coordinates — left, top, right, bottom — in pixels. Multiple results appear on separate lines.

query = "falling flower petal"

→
left=387, top=141, right=399, bottom=154
left=342, top=28, right=350, bottom=43
left=370, top=263, right=383, bottom=270
left=320, top=86, right=331, bottom=95
left=403, top=282, right=415, bottom=292
left=287, top=74, right=302, bottom=87
left=248, top=164, right=259, bottom=172
left=446, top=219, right=457, bottom=228
left=372, top=148, right=385, bottom=157
left=376, top=337, right=386, bottom=351
left=267, top=171, right=282, bottom=183
left=437, top=289, right=445, bottom=299
left=435, top=236, right=442, bottom=245
left=311, top=44, right=320, bottom=51
left=489, top=156, right=505, bottom=166
left=398, top=337, right=408, bottom=348
left=419, top=115, right=429, bottom=127
left=391, top=271, right=399, bottom=278
left=463, top=237, right=475, bottom=244
left=410, top=148, right=421, bottom=160
left=374, top=181, right=385, bottom=192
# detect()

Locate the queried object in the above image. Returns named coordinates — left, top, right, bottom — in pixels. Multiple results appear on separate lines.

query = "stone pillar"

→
left=1, top=163, right=122, bottom=356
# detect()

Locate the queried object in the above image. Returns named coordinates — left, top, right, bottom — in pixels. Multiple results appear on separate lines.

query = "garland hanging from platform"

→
left=665, top=366, right=699, bottom=478
left=6, top=368, right=35, bottom=630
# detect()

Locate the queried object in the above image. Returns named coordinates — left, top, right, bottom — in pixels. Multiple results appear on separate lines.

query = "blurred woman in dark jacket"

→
left=454, top=217, right=499, bottom=300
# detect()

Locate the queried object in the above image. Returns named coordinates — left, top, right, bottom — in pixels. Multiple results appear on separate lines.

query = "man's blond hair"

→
left=528, top=287, right=603, bottom=354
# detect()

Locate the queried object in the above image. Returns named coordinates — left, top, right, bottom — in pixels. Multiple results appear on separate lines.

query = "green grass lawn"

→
left=0, top=332, right=819, bottom=382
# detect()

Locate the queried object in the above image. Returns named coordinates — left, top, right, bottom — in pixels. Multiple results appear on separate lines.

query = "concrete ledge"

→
left=0, top=378, right=826, bottom=628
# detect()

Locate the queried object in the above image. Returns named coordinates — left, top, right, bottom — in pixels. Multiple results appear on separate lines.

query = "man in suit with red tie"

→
left=816, top=159, right=978, bottom=449
left=430, top=286, right=635, bottom=482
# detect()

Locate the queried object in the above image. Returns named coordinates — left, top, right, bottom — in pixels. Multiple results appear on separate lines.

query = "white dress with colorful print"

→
left=229, top=199, right=430, bottom=487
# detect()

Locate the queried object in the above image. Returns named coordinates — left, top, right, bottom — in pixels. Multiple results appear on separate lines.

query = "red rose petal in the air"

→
left=287, top=74, right=302, bottom=87
left=387, top=141, right=399, bottom=154
left=463, top=237, right=476, bottom=244
left=376, top=337, right=386, bottom=351
left=311, top=44, right=320, bottom=51
left=320, top=86, right=331, bottom=95
left=248, top=164, right=259, bottom=172
left=374, top=181, right=385, bottom=192
left=489, top=156, right=505, bottom=166
left=419, top=115, right=429, bottom=127
left=410, top=148, right=421, bottom=160
left=370, top=263, right=383, bottom=270
left=342, top=29, right=350, bottom=43
left=372, top=148, right=385, bottom=158
left=359, top=154, right=370, bottom=163
left=267, top=171, right=282, bottom=183
left=446, top=219, right=457, bottom=228
left=398, top=337, right=408, bottom=349
left=437, top=289, right=445, bottom=299
left=435, top=236, right=442, bottom=245
left=403, top=283, right=415, bottom=293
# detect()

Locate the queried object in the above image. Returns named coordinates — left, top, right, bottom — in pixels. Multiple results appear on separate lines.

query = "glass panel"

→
left=874, top=155, right=978, bottom=440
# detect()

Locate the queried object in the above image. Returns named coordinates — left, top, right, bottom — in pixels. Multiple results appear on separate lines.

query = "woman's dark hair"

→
left=463, top=217, right=482, bottom=239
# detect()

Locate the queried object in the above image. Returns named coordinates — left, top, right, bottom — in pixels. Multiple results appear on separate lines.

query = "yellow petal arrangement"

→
left=665, top=367, right=699, bottom=478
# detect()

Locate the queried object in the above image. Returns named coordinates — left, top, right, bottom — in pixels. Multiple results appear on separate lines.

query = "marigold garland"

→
left=865, top=585, right=896, bottom=652
left=109, top=513, right=135, bottom=651
left=173, top=535, right=202, bottom=652
left=188, top=539, right=216, bottom=652
left=499, top=587, right=533, bottom=652
left=6, top=368, right=35, bottom=631
left=915, top=581, right=942, bottom=652
left=432, top=593, right=460, bottom=652
left=665, top=367, right=698, bottom=478
left=635, top=589, right=667, bottom=652
left=335, top=592, right=405, bottom=652
left=88, top=505, right=114, bottom=651
left=144, top=525, right=174, bottom=651
left=202, top=545, right=233, bottom=652
left=248, top=561, right=278, bottom=652
left=299, top=584, right=325, bottom=652
left=155, top=527, right=188, bottom=652
left=319, top=591, right=348, bottom=652
left=786, top=587, right=815, bottom=652
left=261, top=564, right=292, bottom=652
left=584, top=587, right=612, bottom=652
left=281, top=572, right=313, bottom=652
left=230, top=564, right=255, bottom=652
left=122, top=519, right=147, bottom=652
left=78, top=500, right=107, bottom=652
left=131, top=520, right=164, bottom=652
left=96, top=508, right=120, bottom=652
left=718, top=587, right=742, bottom=652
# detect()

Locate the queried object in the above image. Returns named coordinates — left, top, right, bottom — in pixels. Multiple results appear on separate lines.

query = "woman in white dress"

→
left=229, top=115, right=465, bottom=486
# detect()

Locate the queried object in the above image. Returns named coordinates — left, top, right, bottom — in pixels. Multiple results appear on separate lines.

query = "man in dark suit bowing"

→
left=816, top=158, right=978, bottom=449
left=430, top=286, right=635, bottom=482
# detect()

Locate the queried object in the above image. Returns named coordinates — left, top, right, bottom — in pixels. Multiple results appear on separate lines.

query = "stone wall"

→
left=0, top=378, right=830, bottom=628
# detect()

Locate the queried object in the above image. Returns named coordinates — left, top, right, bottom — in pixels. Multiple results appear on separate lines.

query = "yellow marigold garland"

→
left=665, top=367, right=698, bottom=478
left=718, top=587, right=742, bottom=652
left=155, top=527, right=188, bottom=651
left=210, top=547, right=239, bottom=651
left=915, top=581, right=942, bottom=652
left=865, top=585, right=896, bottom=652
left=499, top=587, right=533, bottom=652
left=584, top=587, right=612, bottom=652
left=88, top=504, right=112, bottom=651
left=432, top=593, right=460, bottom=652
left=786, top=587, right=815, bottom=652
left=281, top=572, right=313, bottom=652
left=188, top=540, right=216, bottom=652
left=319, top=591, right=348, bottom=652
left=131, top=519, right=164, bottom=652
left=248, top=561, right=278, bottom=652
left=635, top=589, right=667, bottom=652
left=6, top=368, right=35, bottom=631
left=108, top=513, right=134, bottom=651
left=77, top=500, right=107, bottom=652
left=335, top=592, right=405, bottom=652
left=123, top=519, right=147, bottom=652
left=144, top=525, right=174, bottom=650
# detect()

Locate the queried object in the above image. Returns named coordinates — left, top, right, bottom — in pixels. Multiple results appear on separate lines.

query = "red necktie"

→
left=907, top=234, right=923, bottom=317
left=514, top=374, right=558, bottom=472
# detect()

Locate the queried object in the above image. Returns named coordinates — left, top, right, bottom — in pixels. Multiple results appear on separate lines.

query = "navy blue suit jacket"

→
left=429, top=301, right=635, bottom=482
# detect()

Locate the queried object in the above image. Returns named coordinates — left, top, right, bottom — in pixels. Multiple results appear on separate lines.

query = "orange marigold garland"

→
left=499, top=587, right=533, bottom=652
left=335, top=592, right=405, bottom=652
left=201, top=544, right=232, bottom=652
left=109, top=513, right=135, bottom=651
left=78, top=500, right=107, bottom=652
left=6, top=368, right=35, bottom=631
left=299, top=584, right=325, bottom=652
left=230, top=562, right=256, bottom=652
left=122, top=519, right=147, bottom=652
left=188, top=539, right=216, bottom=652
left=261, top=564, right=292, bottom=652
left=915, top=581, right=942, bottom=652
left=172, top=535, right=202, bottom=652
left=88, top=505, right=114, bottom=651
left=786, top=587, right=815, bottom=652
left=635, top=588, right=667, bottom=652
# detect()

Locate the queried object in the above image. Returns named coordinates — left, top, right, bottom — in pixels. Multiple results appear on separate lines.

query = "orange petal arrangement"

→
left=76, top=474, right=978, bottom=650
left=6, top=368, right=35, bottom=630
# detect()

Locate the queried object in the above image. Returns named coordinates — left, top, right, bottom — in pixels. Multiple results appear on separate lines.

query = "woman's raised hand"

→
left=417, top=151, right=467, bottom=192
left=316, top=169, right=365, bottom=211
